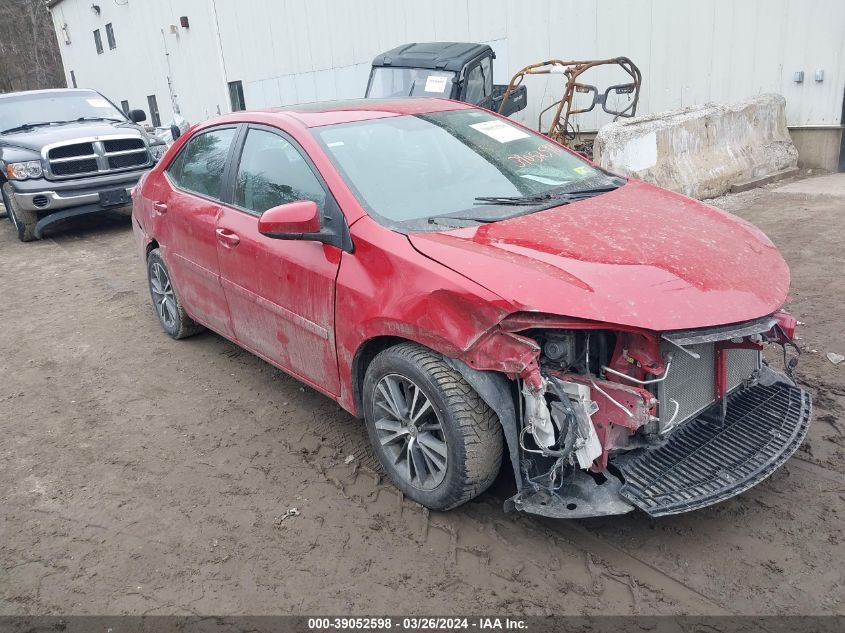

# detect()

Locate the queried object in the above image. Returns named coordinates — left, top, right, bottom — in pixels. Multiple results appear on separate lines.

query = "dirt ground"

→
left=0, top=172, right=843, bottom=616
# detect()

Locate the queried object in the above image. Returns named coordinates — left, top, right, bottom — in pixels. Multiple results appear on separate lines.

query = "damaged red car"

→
left=131, top=98, right=811, bottom=518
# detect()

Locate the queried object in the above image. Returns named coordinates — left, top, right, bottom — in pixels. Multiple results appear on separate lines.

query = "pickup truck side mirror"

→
left=259, top=200, right=321, bottom=238
left=128, top=109, right=147, bottom=124
left=170, top=124, right=181, bottom=141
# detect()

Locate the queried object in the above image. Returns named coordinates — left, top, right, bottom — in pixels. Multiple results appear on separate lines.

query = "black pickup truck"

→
left=0, top=88, right=166, bottom=241
left=366, top=42, right=527, bottom=117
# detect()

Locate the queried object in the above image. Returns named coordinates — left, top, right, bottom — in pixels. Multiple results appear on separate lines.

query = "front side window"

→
left=167, top=127, right=237, bottom=200
left=367, top=68, right=456, bottom=98
left=93, top=29, right=103, bottom=54
left=315, top=109, right=618, bottom=231
left=480, top=56, right=493, bottom=97
left=234, top=128, right=326, bottom=215
left=464, top=65, right=485, bottom=104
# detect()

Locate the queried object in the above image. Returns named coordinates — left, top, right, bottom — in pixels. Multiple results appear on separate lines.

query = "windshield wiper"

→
left=0, top=121, right=54, bottom=134
left=56, top=116, right=125, bottom=124
left=474, top=192, right=559, bottom=206
left=474, top=182, right=623, bottom=206
left=560, top=184, right=622, bottom=196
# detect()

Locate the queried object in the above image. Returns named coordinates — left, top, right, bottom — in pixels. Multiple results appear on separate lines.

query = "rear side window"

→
left=234, top=128, right=326, bottom=215
left=167, top=127, right=237, bottom=200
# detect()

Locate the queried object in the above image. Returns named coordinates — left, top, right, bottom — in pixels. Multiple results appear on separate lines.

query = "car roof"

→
left=371, top=42, right=492, bottom=72
left=256, top=97, right=472, bottom=127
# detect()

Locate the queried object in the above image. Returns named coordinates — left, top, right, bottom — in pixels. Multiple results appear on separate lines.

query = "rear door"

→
left=215, top=125, right=342, bottom=395
left=159, top=125, right=239, bottom=337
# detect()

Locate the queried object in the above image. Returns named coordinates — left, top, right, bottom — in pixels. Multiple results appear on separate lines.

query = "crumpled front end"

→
left=457, top=311, right=812, bottom=519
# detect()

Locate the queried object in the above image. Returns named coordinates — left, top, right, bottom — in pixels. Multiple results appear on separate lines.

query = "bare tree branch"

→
left=0, top=0, right=65, bottom=93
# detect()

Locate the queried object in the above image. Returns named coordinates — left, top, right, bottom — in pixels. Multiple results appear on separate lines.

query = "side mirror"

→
left=601, top=83, right=639, bottom=118
left=128, top=109, right=147, bottom=123
left=170, top=124, right=181, bottom=141
left=258, top=200, right=320, bottom=238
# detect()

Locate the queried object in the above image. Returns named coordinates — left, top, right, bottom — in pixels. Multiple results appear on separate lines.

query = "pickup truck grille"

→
left=44, top=135, right=150, bottom=180
left=52, top=158, right=99, bottom=176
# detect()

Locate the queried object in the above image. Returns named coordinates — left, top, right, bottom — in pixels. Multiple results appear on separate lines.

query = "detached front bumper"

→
left=508, top=366, right=811, bottom=518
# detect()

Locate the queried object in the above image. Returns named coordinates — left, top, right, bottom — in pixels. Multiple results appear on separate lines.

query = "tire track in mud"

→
left=279, top=413, right=729, bottom=615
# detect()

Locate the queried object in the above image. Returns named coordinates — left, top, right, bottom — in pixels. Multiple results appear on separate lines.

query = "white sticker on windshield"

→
left=424, top=75, right=449, bottom=93
left=86, top=98, right=111, bottom=108
left=469, top=120, right=530, bottom=143
left=520, top=174, right=570, bottom=185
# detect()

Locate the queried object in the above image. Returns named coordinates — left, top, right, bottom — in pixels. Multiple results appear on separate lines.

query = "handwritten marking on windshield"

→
left=507, top=143, right=563, bottom=168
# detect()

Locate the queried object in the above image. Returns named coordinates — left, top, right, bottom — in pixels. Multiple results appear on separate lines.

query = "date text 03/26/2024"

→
left=307, top=617, right=527, bottom=630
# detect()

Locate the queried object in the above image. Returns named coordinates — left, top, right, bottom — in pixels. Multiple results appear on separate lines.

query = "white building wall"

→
left=48, top=0, right=845, bottom=133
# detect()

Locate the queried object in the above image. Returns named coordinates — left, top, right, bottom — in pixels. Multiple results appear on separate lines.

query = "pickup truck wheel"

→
left=363, top=343, right=503, bottom=511
left=2, top=183, right=37, bottom=242
left=146, top=249, right=204, bottom=339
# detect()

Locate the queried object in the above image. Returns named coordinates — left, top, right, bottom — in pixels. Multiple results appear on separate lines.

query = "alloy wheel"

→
left=149, top=262, right=177, bottom=329
left=372, top=374, right=449, bottom=490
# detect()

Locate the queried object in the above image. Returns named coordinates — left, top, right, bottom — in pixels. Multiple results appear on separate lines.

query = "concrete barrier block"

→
left=593, top=94, right=799, bottom=199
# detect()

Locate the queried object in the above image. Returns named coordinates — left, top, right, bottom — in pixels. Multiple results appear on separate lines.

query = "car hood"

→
left=408, top=180, right=790, bottom=331
left=0, top=121, right=148, bottom=152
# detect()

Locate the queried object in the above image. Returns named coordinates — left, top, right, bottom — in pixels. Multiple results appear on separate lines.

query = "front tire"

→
left=363, top=343, right=503, bottom=511
left=146, top=249, right=204, bottom=339
left=2, top=183, right=37, bottom=242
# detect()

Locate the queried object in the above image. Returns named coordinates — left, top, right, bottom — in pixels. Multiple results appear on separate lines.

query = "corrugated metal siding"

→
left=51, top=0, right=845, bottom=129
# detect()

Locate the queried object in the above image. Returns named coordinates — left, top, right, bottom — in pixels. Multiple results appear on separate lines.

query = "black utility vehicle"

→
left=365, top=42, right=527, bottom=117
left=0, top=88, right=166, bottom=241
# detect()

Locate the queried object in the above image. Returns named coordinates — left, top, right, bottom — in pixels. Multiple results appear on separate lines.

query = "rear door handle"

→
left=153, top=201, right=167, bottom=215
left=215, top=228, right=240, bottom=248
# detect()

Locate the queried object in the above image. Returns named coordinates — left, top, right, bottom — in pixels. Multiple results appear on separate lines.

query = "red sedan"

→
left=132, top=98, right=810, bottom=519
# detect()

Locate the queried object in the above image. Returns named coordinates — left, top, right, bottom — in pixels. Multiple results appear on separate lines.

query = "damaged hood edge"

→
left=408, top=180, right=790, bottom=332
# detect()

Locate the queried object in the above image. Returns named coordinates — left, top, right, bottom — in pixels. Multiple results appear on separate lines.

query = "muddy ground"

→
left=0, top=172, right=843, bottom=616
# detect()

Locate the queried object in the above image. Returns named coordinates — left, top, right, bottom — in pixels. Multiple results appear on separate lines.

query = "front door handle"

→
left=153, top=201, right=167, bottom=215
left=215, top=228, right=240, bottom=248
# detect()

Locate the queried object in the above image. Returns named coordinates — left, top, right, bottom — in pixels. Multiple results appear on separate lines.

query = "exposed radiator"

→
left=657, top=341, right=761, bottom=430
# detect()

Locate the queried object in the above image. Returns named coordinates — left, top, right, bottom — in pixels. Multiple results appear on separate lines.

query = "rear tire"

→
left=363, top=343, right=503, bottom=511
left=146, top=249, right=204, bottom=339
left=2, top=183, right=37, bottom=242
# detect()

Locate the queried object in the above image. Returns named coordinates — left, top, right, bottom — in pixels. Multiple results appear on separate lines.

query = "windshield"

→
left=0, top=91, right=126, bottom=133
left=367, top=67, right=457, bottom=98
left=314, top=109, right=620, bottom=230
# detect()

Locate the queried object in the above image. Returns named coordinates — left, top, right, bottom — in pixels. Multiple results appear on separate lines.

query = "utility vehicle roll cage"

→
left=498, top=57, right=642, bottom=148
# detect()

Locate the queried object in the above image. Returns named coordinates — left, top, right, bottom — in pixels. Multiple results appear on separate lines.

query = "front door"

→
left=462, top=56, right=494, bottom=110
left=215, top=126, right=342, bottom=395
left=159, top=125, right=239, bottom=337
